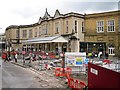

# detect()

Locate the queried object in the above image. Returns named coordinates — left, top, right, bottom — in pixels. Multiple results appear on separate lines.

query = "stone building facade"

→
left=83, top=11, right=120, bottom=57
left=5, top=9, right=84, bottom=53
left=0, top=33, right=6, bottom=50
left=5, top=9, right=120, bottom=57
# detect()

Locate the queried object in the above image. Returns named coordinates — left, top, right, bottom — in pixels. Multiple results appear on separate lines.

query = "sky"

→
left=0, top=0, right=119, bottom=34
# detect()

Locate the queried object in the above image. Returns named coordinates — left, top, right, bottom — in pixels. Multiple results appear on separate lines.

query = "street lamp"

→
left=60, top=52, right=65, bottom=73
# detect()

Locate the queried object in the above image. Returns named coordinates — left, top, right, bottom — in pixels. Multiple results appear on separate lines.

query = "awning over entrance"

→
left=23, top=36, right=68, bottom=44
left=0, top=41, right=5, bottom=44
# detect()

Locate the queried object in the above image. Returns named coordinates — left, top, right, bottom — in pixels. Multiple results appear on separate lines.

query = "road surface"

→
left=2, top=61, right=43, bottom=88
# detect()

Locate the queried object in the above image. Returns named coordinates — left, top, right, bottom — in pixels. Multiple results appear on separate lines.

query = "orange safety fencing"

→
left=49, top=55, right=55, bottom=59
left=54, top=67, right=72, bottom=77
left=54, top=67, right=87, bottom=90
left=2, top=53, right=7, bottom=59
left=41, top=55, right=47, bottom=59
left=67, top=75, right=86, bottom=90
left=21, top=51, right=60, bottom=59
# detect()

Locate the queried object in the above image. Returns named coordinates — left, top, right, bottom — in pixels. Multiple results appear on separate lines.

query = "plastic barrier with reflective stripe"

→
left=54, top=67, right=86, bottom=90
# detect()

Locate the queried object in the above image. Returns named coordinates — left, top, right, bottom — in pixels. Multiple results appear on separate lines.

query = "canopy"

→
left=0, top=41, right=5, bottom=44
left=23, top=36, right=68, bottom=44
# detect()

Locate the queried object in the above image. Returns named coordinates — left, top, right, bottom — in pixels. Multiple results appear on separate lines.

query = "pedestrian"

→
left=105, top=52, right=109, bottom=59
left=22, top=50, right=26, bottom=64
left=98, top=52, right=102, bottom=58
left=32, top=53, right=36, bottom=61
left=28, top=52, right=32, bottom=63
left=8, top=51, right=11, bottom=61
left=4, top=53, right=9, bottom=62
left=14, top=52, right=17, bottom=63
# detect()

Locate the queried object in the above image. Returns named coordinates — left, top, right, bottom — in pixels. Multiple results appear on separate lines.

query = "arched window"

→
left=108, top=46, right=115, bottom=55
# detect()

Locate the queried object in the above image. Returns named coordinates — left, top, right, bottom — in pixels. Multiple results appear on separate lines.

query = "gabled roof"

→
left=54, top=9, right=63, bottom=18
left=42, top=8, right=51, bottom=20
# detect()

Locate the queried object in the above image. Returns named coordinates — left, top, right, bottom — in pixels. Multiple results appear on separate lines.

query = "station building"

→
left=5, top=9, right=120, bottom=57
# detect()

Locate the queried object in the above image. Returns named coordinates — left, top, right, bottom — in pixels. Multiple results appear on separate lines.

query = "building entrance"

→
left=80, top=42, right=106, bottom=53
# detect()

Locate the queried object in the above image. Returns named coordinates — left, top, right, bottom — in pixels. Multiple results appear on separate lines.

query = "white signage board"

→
left=90, top=68, right=98, bottom=75
left=65, top=52, right=87, bottom=66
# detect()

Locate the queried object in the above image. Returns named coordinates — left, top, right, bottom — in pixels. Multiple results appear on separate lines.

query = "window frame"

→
left=34, top=28, right=37, bottom=37
left=29, top=29, right=32, bottom=38
left=82, top=21, right=85, bottom=32
left=22, top=30, right=27, bottom=38
left=96, top=20, right=104, bottom=33
left=66, top=20, right=68, bottom=33
left=108, top=47, right=115, bottom=55
left=45, top=24, right=48, bottom=35
left=55, top=22, right=60, bottom=34
left=107, top=19, right=115, bottom=32
left=75, top=20, right=77, bottom=33
left=16, top=30, right=19, bottom=38
left=39, top=27, right=41, bottom=36
left=41, top=24, right=48, bottom=35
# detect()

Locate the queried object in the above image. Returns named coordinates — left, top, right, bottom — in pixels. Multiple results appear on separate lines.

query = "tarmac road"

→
left=2, top=59, right=68, bottom=90
left=2, top=61, right=43, bottom=88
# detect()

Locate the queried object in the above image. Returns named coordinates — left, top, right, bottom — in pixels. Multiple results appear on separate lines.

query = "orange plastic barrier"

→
left=68, top=78, right=86, bottom=90
left=74, top=80, right=79, bottom=89
left=49, top=55, right=55, bottom=59
left=54, top=68, right=61, bottom=76
left=69, top=78, right=74, bottom=89
left=41, top=55, right=47, bottom=59
left=54, top=67, right=72, bottom=77
left=59, top=68, right=66, bottom=77
left=2, top=53, right=7, bottom=59
left=54, top=67, right=86, bottom=90
left=80, top=81, right=86, bottom=89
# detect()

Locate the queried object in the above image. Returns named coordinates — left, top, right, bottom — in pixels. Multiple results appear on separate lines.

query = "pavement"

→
left=10, top=58, right=58, bottom=70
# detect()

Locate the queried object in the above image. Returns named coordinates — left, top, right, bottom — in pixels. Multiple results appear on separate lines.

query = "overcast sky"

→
left=0, top=0, right=119, bottom=33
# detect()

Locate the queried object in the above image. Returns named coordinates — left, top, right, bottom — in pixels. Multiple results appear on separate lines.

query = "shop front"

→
left=80, top=42, right=106, bottom=54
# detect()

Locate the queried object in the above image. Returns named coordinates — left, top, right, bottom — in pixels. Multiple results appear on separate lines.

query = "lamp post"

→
left=60, top=52, right=65, bottom=73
